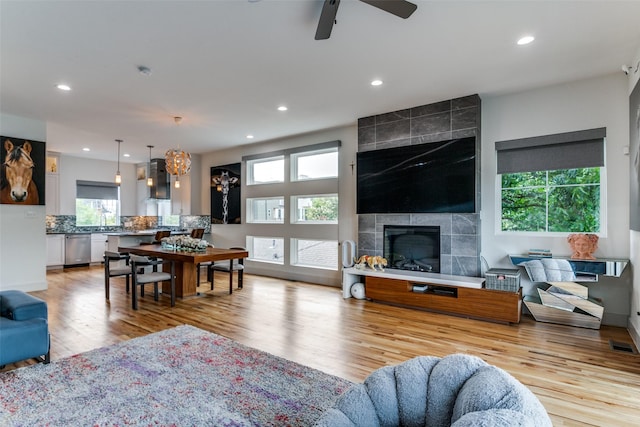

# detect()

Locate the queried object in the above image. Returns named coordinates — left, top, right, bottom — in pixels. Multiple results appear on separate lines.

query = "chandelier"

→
left=165, top=148, right=191, bottom=176
left=165, top=116, right=191, bottom=188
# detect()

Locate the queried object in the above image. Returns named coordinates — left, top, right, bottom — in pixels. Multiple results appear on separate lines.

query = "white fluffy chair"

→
left=314, top=354, right=552, bottom=427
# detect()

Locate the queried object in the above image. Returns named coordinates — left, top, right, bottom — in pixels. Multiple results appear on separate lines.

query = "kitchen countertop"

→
left=47, top=230, right=191, bottom=236
left=104, top=230, right=190, bottom=237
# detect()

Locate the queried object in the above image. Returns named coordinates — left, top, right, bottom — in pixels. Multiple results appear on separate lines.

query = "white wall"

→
left=199, top=125, right=357, bottom=286
left=0, top=114, right=47, bottom=291
left=481, top=73, right=632, bottom=326
left=628, top=45, right=640, bottom=348
left=58, top=155, right=137, bottom=216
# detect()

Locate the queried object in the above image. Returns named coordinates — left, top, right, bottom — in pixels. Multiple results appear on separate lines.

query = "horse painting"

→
left=1, top=139, right=39, bottom=204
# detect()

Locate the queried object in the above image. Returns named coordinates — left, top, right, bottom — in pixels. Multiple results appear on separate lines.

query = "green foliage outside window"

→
left=304, top=197, right=338, bottom=221
left=501, top=168, right=600, bottom=233
left=76, top=199, right=119, bottom=227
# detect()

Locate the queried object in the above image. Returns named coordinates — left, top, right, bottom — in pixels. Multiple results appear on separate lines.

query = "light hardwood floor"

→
left=3, top=266, right=640, bottom=426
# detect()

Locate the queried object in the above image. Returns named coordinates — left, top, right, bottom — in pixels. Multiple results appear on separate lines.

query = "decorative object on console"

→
left=211, top=163, right=241, bottom=224
left=354, top=255, right=387, bottom=271
left=523, top=281, right=603, bottom=329
left=341, top=240, right=356, bottom=268
left=485, top=268, right=521, bottom=292
left=350, top=282, right=365, bottom=299
left=567, top=233, right=598, bottom=260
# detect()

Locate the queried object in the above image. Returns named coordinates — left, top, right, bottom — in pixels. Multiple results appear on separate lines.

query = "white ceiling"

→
left=2, top=0, right=640, bottom=164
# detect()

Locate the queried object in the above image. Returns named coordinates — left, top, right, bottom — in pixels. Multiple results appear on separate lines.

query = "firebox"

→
left=383, top=225, right=440, bottom=273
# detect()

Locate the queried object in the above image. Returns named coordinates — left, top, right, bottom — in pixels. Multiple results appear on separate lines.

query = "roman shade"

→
left=241, top=140, right=341, bottom=162
left=495, top=127, right=605, bottom=174
left=76, top=180, right=119, bottom=200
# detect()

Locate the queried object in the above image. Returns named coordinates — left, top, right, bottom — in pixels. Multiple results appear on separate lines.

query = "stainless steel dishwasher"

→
left=65, top=233, right=91, bottom=266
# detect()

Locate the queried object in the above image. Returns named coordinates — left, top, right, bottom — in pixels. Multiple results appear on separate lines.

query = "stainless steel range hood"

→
left=149, top=158, right=170, bottom=199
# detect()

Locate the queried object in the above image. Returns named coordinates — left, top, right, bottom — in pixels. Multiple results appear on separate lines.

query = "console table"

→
left=342, top=267, right=522, bottom=324
left=509, top=255, right=628, bottom=281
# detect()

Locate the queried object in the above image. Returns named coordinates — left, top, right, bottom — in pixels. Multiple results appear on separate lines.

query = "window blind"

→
left=495, top=128, right=605, bottom=174
left=76, top=180, right=119, bottom=200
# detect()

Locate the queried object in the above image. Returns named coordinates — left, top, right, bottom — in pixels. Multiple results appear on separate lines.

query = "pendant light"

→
left=114, top=139, right=122, bottom=184
left=147, top=145, right=154, bottom=187
left=165, top=116, right=191, bottom=189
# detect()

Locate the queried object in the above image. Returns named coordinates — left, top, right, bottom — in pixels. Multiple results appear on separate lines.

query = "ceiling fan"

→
left=315, top=0, right=417, bottom=40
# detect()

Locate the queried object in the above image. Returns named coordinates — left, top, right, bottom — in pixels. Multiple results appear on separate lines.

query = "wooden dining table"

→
left=118, top=245, right=248, bottom=298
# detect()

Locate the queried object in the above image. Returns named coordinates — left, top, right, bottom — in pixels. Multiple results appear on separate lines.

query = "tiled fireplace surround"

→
left=357, top=95, right=481, bottom=276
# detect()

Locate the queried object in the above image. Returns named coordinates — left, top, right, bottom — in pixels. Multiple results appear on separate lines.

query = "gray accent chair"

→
left=104, top=250, right=132, bottom=301
left=314, top=354, right=552, bottom=427
left=129, top=255, right=175, bottom=310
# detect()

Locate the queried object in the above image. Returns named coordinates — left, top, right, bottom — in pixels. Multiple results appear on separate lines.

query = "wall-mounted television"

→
left=357, top=137, right=476, bottom=214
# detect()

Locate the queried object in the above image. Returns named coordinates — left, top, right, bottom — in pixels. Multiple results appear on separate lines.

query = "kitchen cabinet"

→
left=45, top=152, right=60, bottom=215
left=91, top=233, right=108, bottom=263
left=46, top=234, right=65, bottom=267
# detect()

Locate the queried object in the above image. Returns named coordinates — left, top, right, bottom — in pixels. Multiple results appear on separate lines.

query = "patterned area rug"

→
left=0, top=325, right=352, bottom=426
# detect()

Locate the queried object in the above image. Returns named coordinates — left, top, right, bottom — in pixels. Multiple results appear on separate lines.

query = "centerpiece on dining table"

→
left=160, top=235, right=210, bottom=252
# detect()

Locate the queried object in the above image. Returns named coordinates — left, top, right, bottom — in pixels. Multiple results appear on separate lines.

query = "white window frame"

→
left=246, top=235, right=285, bottom=265
left=290, top=194, right=338, bottom=224
left=290, top=238, right=339, bottom=270
left=246, top=196, right=285, bottom=224
left=246, top=155, right=285, bottom=185
left=495, top=167, right=607, bottom=237
left=291, top=147, right=338, bottom=182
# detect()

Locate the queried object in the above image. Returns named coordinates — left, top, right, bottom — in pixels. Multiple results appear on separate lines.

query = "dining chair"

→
left=104, top=251, right=132, bottom=301
left=207, top=247, right=245, bottom=294
left=129, top=254, right=175, bottom=310
left=140, top=230, right=171, bottom=245
left=191, top=228, right=208, bottom=286
left=190, top=228, right=205, bottom=239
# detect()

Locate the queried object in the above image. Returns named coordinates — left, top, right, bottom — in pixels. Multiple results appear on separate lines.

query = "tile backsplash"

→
left=46, top=215, right=211, bottom=234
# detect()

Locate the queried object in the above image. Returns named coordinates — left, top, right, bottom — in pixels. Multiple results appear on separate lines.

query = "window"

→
left=496, top=128, right=605, bottom=234
left=243, top=141, right=341, bottom=271
left=247, top=236, right=284, bottom=264
left=291, top=239, right=338, bottom=270
left=157, top=200, right=180, bottom=226
left=501, top=168, right=601, bottom=232
left=75, top=181, right=120, bottom=227
left=247, top=156, right=284, bottom=185
left=291, top=194, right=338, bottom=224
left=291, top=147, right=338, bottom=181
left=247, top=197, right=285, bottom=223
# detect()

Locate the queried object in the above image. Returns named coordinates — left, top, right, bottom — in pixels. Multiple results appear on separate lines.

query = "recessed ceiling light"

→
left=371, top=79, right=383, bottom=86
left=517, top=36, right=535, bottom=45
left=56, top=84, right=71, bottom=91
left=123, top=153, right=131, bottom=157
left=82, top=147, right=90, bottom=152
left=277, top=106, right=288, bottom=111
left=246, top=134, right=254, bottom=139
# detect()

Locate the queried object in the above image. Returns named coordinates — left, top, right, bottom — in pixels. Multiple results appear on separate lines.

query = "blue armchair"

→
left=0, top=290, right=50, bottom=368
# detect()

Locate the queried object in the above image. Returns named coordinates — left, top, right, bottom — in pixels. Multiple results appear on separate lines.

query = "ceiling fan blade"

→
left=315, top=0, right=340, bottom=40
left=360, top=0, right=417, bottom=19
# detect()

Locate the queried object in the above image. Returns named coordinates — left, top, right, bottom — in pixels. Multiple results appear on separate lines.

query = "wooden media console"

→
left=343, top=267, right=522, bottom=324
